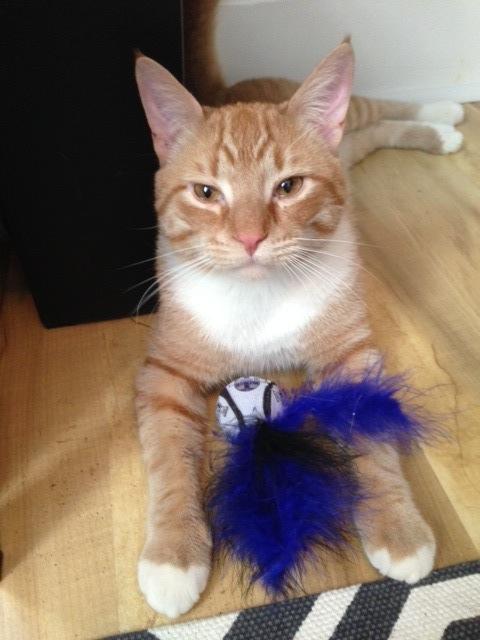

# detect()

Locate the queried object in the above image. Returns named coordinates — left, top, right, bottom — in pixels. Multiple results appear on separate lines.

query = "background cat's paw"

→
left=416, top=101, right=465, bottom=126
left=431, top=124, right=464, bottom=154
left=138, top=560, right=209, bottom=618
left=365, top=542, right=435, bottom=584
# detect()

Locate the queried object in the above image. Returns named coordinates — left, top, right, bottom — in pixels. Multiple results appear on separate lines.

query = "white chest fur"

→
left=168, top=248, right=356, bottom=370
left=174, top=271, right=323, bottom=359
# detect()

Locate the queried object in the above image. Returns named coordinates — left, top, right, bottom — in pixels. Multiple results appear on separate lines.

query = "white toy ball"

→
left=216, top=376, right=284, bottom=437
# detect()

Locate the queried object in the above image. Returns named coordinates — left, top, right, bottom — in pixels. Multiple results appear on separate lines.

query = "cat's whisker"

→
left=135, top=256, right=212, bottom=315
left=294, top=236, right=376, bottom=248
left=134, top=256, right=209, bottom=310
left=281, top=259, right=304, bottom=287
left=292, top=253, right=355, bottom=294
left=126, top=253, right=207, bottom=292
left=126, top=274, right=158, bottom=293
left=272, top=244, right=301, bottom=258
left=290, top=254, right=328, bottom=284
left=287, top=256, right=321, bottom=290
left=156, top=255, right=210, bottom=284
left=284, top=257, right=307, bottom=282
left=293, top=261, right=331, bottom=292
left=297, top=247, right=381, bottom=283
left=119, top=244, right=203, bottom=269
left=135, top=280, right=160, bottom=316
left=160, top=258, right=212, bottom=287
left=158, top=268, right=207, bottom=298
left=183, top=262, right=216, bottom=297
left=299, top=255, right=355, bottom=292
left=137, top=287, right=159, bottom=314
left=288, top=261, right=315, bottom=288
left=158, top=257, right=213, bottom=291
left=120, top=256, right=158, bottom=270
left=157, top=244, right=205, bottom=260
left=131, top=224, right=158, bottom=231
left=296, top=247, right=356, bottom=263
left=316, top=265, right=356, bottom=296
left=120, top=244, right=204, bottom=270
left=130, top=258, right=199, bottom=294
left=158, top=267, right=207, bottom=293
left=255, top=236, right=372, bottom=263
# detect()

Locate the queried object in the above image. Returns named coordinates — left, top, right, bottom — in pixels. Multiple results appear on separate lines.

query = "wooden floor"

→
left=1, top=105, right=480, bottom=640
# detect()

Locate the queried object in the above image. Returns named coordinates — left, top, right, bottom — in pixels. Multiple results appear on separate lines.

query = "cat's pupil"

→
left=193, top=183, right=221, bottom=201
left=276, top=176, right=303, bottom=197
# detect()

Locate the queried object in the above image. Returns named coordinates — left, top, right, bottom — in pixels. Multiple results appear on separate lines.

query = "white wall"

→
left=216, top=0, right=480, bottom=102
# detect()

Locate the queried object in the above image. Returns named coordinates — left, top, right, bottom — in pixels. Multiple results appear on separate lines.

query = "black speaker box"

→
left=1, top=0, right=183, bottom=327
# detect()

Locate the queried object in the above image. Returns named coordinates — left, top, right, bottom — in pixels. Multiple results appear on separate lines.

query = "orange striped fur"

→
left=131, top=2, right=466, bottom=618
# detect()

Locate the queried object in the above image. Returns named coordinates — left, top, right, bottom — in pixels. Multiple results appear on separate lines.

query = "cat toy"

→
left=208, top=371, right=426, bottom=595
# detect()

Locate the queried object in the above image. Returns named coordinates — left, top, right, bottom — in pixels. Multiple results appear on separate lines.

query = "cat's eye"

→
left=275, top=176, right=304, bottom=198
left=193, top=183, right=222, bottom=202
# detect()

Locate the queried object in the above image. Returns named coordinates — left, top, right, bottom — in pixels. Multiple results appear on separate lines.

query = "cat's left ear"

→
left=288, top=40, right=354, bottom=150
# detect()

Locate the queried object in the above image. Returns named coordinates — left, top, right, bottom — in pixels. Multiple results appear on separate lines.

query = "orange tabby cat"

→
left=134, top=1, right=464, bottom=618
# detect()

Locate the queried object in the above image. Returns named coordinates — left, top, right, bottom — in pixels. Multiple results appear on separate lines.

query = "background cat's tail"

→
left=183, top=0, right=226, bottom=106
left=182, top=0, right=465, bottom=141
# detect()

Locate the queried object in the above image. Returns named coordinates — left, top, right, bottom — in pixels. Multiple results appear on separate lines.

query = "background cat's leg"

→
left=347, top=96, right=464, bottom=130
left=304, top=333, right=435, bottom=583
left=135, top=355, right=211, bottom=618
left=340, top=119, right=463, bottom=167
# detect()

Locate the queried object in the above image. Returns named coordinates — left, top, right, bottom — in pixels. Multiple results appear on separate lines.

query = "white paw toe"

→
left=417, top=101, right=465, bottom=126
left=138, top=560, right=209, bottom=618
left=431, top=123, right=464, bottom=153
left=366, top=543, right=435, bottom=584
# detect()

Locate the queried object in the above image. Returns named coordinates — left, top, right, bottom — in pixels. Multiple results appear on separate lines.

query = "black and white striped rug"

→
left=107, top=561, right=480, bottom=640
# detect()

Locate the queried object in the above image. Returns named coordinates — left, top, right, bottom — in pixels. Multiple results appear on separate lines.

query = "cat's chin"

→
left=234, top=262, right=271, bottom=280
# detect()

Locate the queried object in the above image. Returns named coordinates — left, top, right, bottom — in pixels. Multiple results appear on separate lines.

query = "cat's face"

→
left=156, top=103, right=346, bottom=279
left=136, top=42, right=353, bottom=281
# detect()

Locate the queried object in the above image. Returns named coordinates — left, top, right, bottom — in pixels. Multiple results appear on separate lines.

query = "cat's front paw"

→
left=358, top=500, right=436, bottom=584
left=364, top=542, right=435, bottom=584
left=138, top=560, right=210, bottom=618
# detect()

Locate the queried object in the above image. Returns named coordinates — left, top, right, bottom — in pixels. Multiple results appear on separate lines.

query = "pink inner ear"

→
left=321, top=81, right=351, bottom=148
left=135, top=57, right=202, bottom=163
left=289, top=42, right=354, bottom=150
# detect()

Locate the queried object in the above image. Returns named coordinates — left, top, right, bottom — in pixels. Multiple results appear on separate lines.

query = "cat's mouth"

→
left=209, top=247, right=282, bottom=279
left=228, top=255, right=275, bottom=280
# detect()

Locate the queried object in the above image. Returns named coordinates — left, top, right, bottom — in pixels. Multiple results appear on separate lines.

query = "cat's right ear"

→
left=135, top=56, right=203, bottom=164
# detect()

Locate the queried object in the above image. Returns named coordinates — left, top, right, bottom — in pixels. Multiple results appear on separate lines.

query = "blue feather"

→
left=209, top=369, right=428, bottom=594
left=208, top=423, right=358, bottom=594
left=272, top=371, right=427, bottom=448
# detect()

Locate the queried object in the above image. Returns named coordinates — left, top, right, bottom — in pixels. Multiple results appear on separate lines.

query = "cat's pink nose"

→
left=234, top=233, right=267, bottom=256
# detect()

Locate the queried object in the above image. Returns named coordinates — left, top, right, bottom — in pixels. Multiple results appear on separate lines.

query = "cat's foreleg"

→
left=305, top=340, right=436, bottom=583
left=340, top=119, right=463, bottom=167
left=135, top=355, right=211, bottom=618
left=353, top=441, right=436, bottom=583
